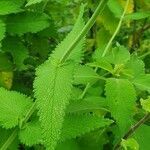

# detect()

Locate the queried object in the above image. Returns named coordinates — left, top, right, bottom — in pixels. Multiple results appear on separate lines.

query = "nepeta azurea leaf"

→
left=105, top=78, right=136, bottom=136
left=34, top=6, right=85, bottom=150
left=73, top=65, right=100, bottom=85
left=19, top=114, right=113, bottom=146
left=60, top=114, right=113, bottom=141
left=0, top=0, right=25, bottom=15
left=2, top=37, right=29, bottom=70
left=133, top=74, right=150, bottom=93
left=124, top=55, right=145, bottom=78
left=0, top=88, right=33, bottom=129
left=6, top=12, right=50, bottom=35
left=106, top=45, right=130, bottom=65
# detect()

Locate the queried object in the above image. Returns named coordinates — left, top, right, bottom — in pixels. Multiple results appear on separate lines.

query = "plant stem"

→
left=139, top=51, right=150, bottom=59
left=22, top=102, right=37, bottom=124
left=114, top=113, right=150, bottom=150
left=0, top=128, right=18, bottom=150
left=60, top=0, right=108, bottom=63
left=102, top=0, right=130, bottom=57
left=79, top=0, right=130, bottom=99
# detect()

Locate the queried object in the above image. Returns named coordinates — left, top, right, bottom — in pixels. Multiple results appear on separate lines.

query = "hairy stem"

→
left=102, top=0, right=130, bottom=57
left=60, top=0, right=108, bottom=63
left=0, top=128, right=18, bottom=150
left=114, top=113, right=150, bottom=150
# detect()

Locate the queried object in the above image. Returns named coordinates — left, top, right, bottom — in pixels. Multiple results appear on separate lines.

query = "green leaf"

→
left=6, top=12, right=50, bottom=35
left=73, top=65, right=100, bottom=85
left=87, top=60, right=113, bottom=73
left=140, top=97, right=150, bottom=112
left=106, top=45, right=130, bottom=65
left=132, top=124, right=150, bottom=150
left=133, top=74, right=150, bottom=93
left=0, top=88, right=33, bottom=129
left=2, top=37, right=29, bottom=70
left=0, top=0, right=24, bottom=15
left=107, top=0, right=123, bottom=18
left=33, top=6, right=85, bottom=150
left=26, top=0, right=43, bottom=7
left=121, top=138, right=139, bottom=150
left=0, top=19, right=5, bottom=41
left=19, top=114, right=113, bottom=146
left=105, top=78, right=136, bottom=135
left=19, top=119, right=42, bottom=146
left=124, top=55, right=145, bottom=78
left=60, top=114, right=113, bottom=141
left=66, top=96, right=108, bottom=114
left=99, top=7, right=119, bottom=34
left=125, top=11, right=150, bottom=20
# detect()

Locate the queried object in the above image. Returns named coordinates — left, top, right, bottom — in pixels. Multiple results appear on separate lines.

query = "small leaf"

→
left=107, top=0, right=123, bottom=18
left=125, top=11, right=150, bottom=20
left=124, top=55, right=145, bottom=78
left=133, top=74, right=150, bottom=93
left=6, top=12, right=50, bottom=35
left=87, top=60, right=113, bottom=73
left=0, top=0, right=25, bottom=15
left=0, top=88, right=33, bottom=129
left=106, top=45, right=130, bottom=65
left=73, top=65, right=100, bottom=85
left=140, top=97, right=150, bottom=112
left=19, top=119, right=42, bottom=146
left=0, top=72, right=13, bottom=89
left=2, top=37, right=29, bottom=70
left=121, top=138, right=139, bottom=150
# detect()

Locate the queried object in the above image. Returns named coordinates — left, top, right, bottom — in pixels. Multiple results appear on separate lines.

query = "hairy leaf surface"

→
left=6, top=12, right=50, bottom=35
left=0, top=88, right=33, bottom=129
left=19, top=114, right=113, bottom=146
left=34, top=6, right=85, bottom=150
left=105, top=78, right=136, bottom=135
left=0, top=0, right=24, bottom=15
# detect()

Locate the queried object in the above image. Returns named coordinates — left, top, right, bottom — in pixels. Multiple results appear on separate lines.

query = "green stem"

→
left=114, top=113, right=150, bottom=150
left=0, top=128, right=18, bottom=150
left=60, top=0, right=108, bottom=63
left=22, top=102, right=37, bottom=124
left=102, top=0, right=130, bottom=57
left=79, top=0, right=130, bottom=99
left=139, top=51, right=150, bottom=59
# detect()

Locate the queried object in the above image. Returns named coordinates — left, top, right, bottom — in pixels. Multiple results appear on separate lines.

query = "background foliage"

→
left=0, top=0, right=150, bottom=150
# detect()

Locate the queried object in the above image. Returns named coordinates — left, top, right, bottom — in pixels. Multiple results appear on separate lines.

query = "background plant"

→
left=0, top=0, right=150, bottom=150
